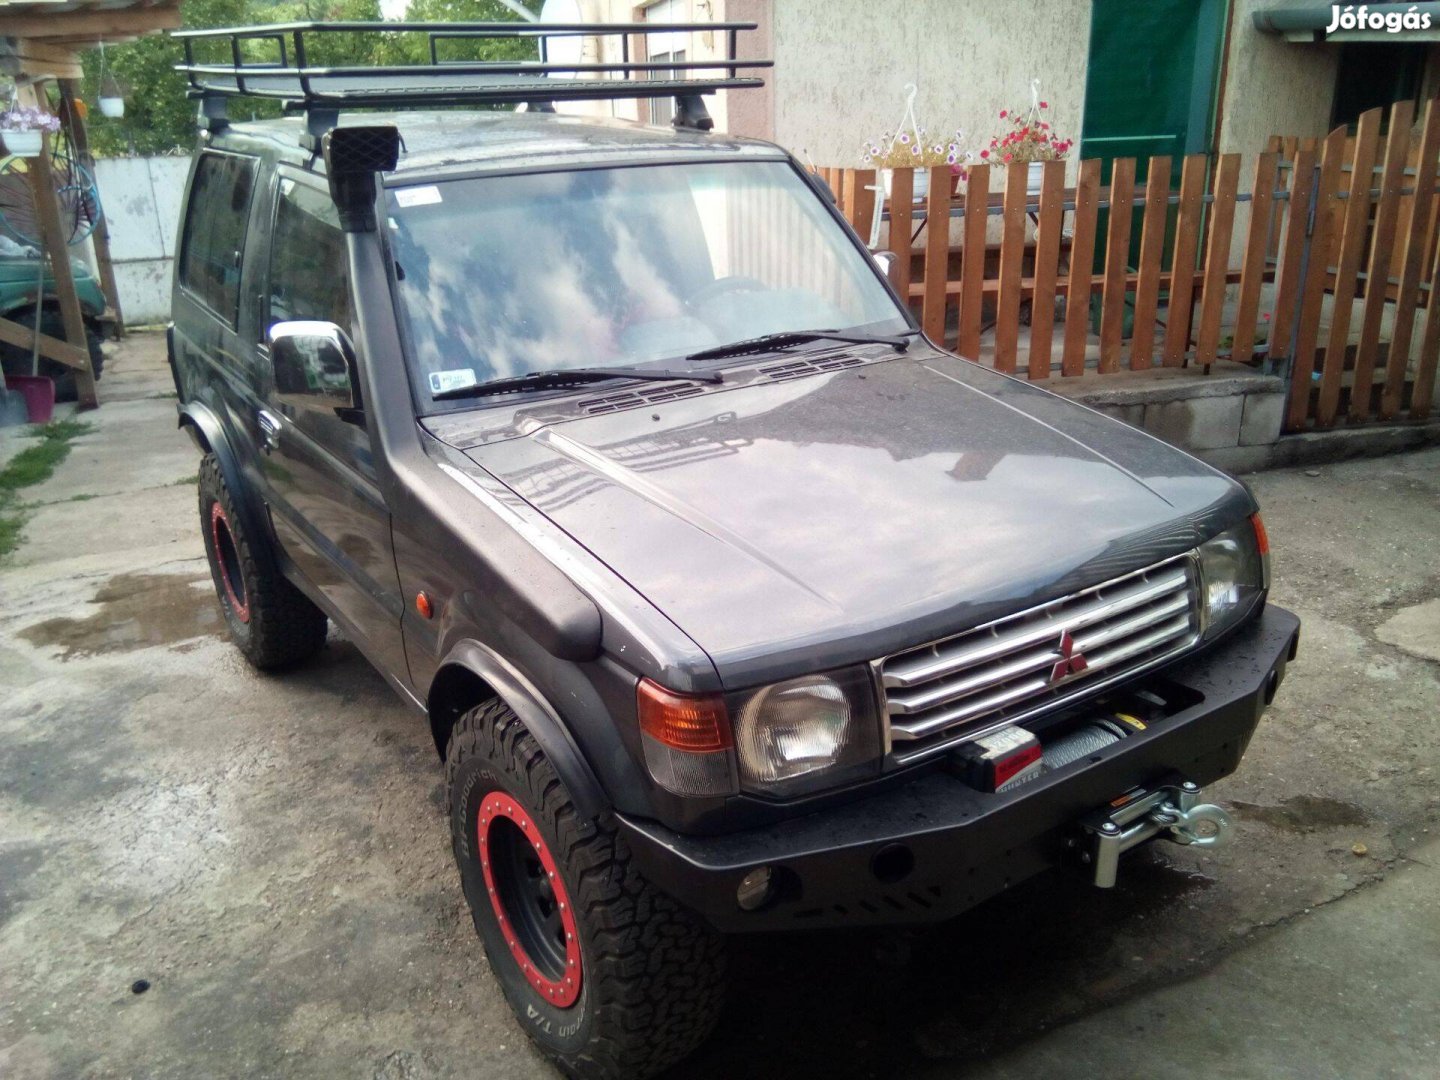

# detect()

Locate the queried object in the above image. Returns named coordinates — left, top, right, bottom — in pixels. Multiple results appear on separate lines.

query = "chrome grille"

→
left=881, top=555, right=1201, bottom=763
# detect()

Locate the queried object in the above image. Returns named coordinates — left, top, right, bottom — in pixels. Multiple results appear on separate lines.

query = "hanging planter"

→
left=862, top=84, right=970, bottom=206
left=0, top=106, right=59, bottom=158
left=2, top=129, right=44, bottom=157
left=980, top=80, right=1074, bottom=192
left=96, top=42, right=127, bottom=119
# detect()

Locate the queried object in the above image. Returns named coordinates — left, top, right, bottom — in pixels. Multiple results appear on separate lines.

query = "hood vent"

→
left=759, top=353, right=865, bottom=381
left=577, top=381, right=707, bottom=415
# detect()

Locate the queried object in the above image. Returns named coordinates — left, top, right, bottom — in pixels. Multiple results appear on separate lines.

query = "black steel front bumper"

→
left=617, top=606, right=1300, bottom=933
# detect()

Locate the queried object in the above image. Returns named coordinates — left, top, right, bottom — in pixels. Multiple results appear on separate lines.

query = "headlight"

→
left=636, top=667, right=882, bottom=800
left=730, top=667, right=881, bottom=798
left=1196, top=514, right=1269, bottom=639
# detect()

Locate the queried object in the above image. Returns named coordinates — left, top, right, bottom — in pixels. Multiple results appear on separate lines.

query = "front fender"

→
left=431, top=639, right=608, bottom=823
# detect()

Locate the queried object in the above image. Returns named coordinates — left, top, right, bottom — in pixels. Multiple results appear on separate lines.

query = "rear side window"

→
left=266, top=178, right=352, bottom=335
left=178, top=152, right=257, bottom=326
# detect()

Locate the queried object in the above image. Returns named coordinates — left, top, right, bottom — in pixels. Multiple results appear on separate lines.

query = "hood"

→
left=457, top=351, right=1251, bottom=686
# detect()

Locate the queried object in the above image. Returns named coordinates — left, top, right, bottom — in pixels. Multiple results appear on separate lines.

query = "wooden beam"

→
left=0, top=315, right=90, bottom=371
left=31, top=132, right=98, bottom=407
left=11, top=41, right=82, bottom=65
left=2, top=5, right=181, bottom=40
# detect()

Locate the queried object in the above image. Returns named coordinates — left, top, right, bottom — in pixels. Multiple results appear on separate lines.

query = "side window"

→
left=178, top=152, right=257, bottom=326
left=266, top=178, right=352, bottom=336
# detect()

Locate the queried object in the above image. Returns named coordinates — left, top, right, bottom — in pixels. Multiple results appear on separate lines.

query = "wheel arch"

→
left=183, top=400, right=281, bottom=580
left=428, top=639, right=608, bottom=822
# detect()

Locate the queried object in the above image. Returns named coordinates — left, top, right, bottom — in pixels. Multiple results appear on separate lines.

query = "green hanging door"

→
left=1081, top=0, right=1228, bottom=171
left=1079, top=0, right=1229, bottom=326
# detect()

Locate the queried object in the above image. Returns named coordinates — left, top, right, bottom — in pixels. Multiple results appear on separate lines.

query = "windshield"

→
left=386, top=161, right=908, bottom=409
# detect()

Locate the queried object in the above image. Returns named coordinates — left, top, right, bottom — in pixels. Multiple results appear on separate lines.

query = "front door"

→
left=1081, top=0, right=1227, bottom=170
left=257, top=172, right=405, bottom=674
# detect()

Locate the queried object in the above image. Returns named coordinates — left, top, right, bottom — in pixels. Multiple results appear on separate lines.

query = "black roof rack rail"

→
left=173, top=21, right=771, bottom=134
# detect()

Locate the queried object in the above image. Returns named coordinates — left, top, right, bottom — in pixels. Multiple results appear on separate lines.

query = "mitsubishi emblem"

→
left=1049, top=630, right=1088, bottom=683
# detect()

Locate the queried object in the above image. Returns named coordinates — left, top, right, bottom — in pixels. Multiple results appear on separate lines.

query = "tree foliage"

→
left=78, top=0, right=539, bottom=156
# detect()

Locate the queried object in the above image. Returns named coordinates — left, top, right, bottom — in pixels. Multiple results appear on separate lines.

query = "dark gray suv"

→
left=167, top=21, right=1299, bottom=1079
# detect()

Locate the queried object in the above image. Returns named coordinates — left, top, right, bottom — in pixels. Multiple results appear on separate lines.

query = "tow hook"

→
left=1077, top=780, right=1233, bottom=889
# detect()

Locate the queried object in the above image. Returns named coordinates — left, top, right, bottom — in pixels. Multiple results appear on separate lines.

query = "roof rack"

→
left=173, top=21, right=771, bottom=133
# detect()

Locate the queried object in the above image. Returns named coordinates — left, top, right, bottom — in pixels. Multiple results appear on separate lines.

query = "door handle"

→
left=258, top=409, right=281, bottom=453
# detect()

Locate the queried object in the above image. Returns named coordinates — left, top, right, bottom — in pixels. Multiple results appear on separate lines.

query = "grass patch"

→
left=169, top=473, right=198, bottom=486
left=0, top=420, right=95, bottom=558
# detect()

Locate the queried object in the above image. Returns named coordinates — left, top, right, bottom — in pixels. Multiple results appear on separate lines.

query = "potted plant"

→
left=862, top=128, right=969, bottom=202
left=861, top=85, right=968, bottom=202
left=981, top=93, right=1074, bottom=193
left=97, top=42, right=126, bottom=118
left=98, top=74, right=126, bottom=119
left=0, top=105, right=61, bottom=158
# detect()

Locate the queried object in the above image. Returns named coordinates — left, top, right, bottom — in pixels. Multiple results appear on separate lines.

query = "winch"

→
left=1076, top=779, right=1232, bottom=888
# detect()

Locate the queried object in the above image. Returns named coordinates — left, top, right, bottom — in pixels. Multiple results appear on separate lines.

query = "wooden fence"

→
left=817, top=98, right=1440, bottom=433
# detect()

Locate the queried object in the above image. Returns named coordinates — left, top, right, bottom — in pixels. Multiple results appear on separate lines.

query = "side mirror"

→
left=268, top=320, right=361, bottom=416
left=871, top=250, right=901, bottom=287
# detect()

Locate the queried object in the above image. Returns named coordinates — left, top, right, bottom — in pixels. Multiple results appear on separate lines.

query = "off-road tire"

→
left=198, top=453, right=327, bottom=669
left=447, top=699, right=727, bottom=1079
left=0, top=306, right=104, bottom=402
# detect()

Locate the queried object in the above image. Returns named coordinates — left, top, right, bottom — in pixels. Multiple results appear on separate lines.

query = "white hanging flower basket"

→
left=99, top=96, right=125, bottom=119
left=2, top=129, right=43, bottom=157
left=881, top=167, right=930, bottom=202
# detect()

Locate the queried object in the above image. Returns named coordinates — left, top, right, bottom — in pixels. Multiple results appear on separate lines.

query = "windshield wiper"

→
left=432, top=366, right=721, bottom=402
left=685, top=328, right=916, bottom=363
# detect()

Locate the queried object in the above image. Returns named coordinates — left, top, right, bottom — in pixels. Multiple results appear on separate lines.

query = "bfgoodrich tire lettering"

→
left=198, top=453, right=327, bottom=669
left=447, top=698, right=727, bottom=1079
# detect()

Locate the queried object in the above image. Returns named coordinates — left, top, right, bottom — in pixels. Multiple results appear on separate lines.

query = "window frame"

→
left=261, top=166, right=354, bottom=344
left=177, top=148, right=260, bottom=330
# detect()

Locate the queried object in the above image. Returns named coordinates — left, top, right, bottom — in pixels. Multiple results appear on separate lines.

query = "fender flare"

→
left=431, top=639, right=608, bottom=824
left=179, top=400, right=281, bottom=579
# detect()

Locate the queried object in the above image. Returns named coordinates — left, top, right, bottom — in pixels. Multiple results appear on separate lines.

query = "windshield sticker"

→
left=429, top=368, right=477, bottom=394
left=396, top=185, right=443, bottom=208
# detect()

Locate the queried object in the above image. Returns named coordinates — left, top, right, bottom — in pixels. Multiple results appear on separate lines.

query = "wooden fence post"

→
left=1350, top=100, right=1413, bottom=420
left=1317, top=107, right=1383, bottom=425
left=1195, top=154, right=1242, bottom=367
left=1027, top=160, right=1065, bottom=380
left=957, top=164, right=989, bottom=358
left=1382, top=97, right=1440, bottom=418
left=1098, top=156, right=1136, bottom=373
left=922, top=165, right=953, bottom=343
left=1129, top=156, right=1172, bottom=370
left=1231, top=152, right=1278, bottom=365
left=994, top=163, right=1028, bottom=372
left=1161, top=155, right=1208, bottom=367
left=1286, top=127, right=1350, bottom=432
left=1061, top=158, right=1101, bottom=375
left=888, top=168, right=914, bottom=306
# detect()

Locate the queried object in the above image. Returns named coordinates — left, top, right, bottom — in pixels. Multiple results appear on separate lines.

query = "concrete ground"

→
left=2, top=333, right=1438, bottom=1080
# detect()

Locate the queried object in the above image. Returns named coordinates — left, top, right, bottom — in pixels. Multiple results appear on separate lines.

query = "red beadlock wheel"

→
left=209, top=500, right=250, bottom=623
left=477, top=792, right=582, bottom=1008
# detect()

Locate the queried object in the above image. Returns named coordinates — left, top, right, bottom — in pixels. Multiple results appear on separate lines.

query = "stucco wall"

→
left=771, top=0, right=1092, bottom=172
left=1219, top=0, right=1340, bottom=154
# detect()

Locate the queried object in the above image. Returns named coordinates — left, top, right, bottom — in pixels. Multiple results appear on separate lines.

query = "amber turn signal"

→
left=637, top=679, right=732, bottom=752
left=415, top=591, right=433, bottom=619
left=1250, top=512, right=1270, bottom=556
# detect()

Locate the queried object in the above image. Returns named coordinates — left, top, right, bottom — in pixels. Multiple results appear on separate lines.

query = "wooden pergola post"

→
left=30, top=128, right=99, bottom=409
left=60, top=79, right=125, bottom=338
